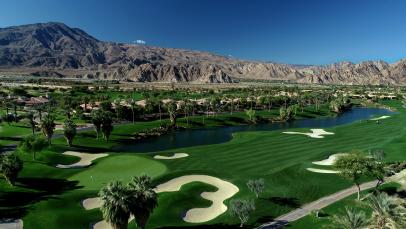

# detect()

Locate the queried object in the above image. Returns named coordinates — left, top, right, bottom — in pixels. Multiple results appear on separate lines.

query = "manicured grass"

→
left=1, top=100, right=405, bottom=228
left=70, top=155, right=167, bottom=191
left=51, top=104, right=333, bottom=151
left=289, top=182, right=402, bottom=229
left=0, top=123, right=32, bottom=147
left=3, top=152, right=168, bottom=228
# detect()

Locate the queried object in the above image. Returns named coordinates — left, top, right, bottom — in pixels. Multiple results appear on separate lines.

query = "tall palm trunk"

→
left=131, top=108, right=135, bottom=124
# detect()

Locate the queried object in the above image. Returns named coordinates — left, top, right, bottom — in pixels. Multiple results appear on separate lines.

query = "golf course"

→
left=1, top=89, right=405, bottom=229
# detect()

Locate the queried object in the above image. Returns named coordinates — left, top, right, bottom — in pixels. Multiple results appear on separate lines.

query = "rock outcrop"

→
left=1, top=22, right=406, bottom=85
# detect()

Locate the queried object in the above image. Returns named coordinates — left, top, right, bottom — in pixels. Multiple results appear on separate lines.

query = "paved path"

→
left=257, top=180, right=378, bottom=229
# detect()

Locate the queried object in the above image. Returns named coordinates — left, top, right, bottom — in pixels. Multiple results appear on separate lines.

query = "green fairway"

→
left=1, top=100, right=405, bottom=228
left=0, top=123, right=32, bottom=147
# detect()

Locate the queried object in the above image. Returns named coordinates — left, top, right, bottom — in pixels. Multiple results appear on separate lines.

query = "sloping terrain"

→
left=1, top=22, right=406, bottom=84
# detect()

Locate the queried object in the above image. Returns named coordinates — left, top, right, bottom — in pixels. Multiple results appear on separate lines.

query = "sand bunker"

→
left=153, top=153, right=189, bottom=160
left=306, top=168, right=340, bottom=174
left=370, top=115, right=390, bottom=121
left=83, top=175, right=239, bottom=227
left=283, top=129, right=334, bottom=138
left=155, top=175, right=239, bottom=223
left=312, top=153, right=348, bottom=166
left=56, top=151, right=108, bottom=169
left=0, top=219, right=23, bottom=229
left=83, top=198, right=131, bottom=229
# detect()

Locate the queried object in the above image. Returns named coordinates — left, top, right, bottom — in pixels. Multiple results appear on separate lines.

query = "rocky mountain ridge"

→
left=1, top=22, right=406, bottom=85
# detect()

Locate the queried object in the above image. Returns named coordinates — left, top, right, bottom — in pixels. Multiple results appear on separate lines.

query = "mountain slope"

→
left=1, top=22, right=406, bottom=85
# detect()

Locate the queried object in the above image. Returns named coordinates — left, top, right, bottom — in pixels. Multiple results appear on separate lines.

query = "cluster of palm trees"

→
left=91, top=109, right=114, bottom=141
left=332, top=192, right=406, bottom=229
left=99, top=175, right=157, bottom=229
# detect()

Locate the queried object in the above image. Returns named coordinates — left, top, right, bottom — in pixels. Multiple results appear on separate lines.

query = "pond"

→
left=115, top=107, right=394, bottom=153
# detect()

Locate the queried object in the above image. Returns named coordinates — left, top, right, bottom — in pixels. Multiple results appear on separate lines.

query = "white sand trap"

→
left=82, top=197, right=102, bottom=210
left=153, top=153, right=189, bottom=160
left=83, top=198, right=134, bottom=229
left=155, top=175, right=239, bottom=223
left=83, top=175, right=239, bottom=228
left=312, top=153, right=348, bottom=166
left=92, top=216, right=135, bottom=229
left=370, top=115, right=390, bottom=121
left=283, top=129, right=334, bottom=139
left=306, top=168, right=340, bottom=174
left=0, top=219, right=23, bottom=229
left=56, top=151, right=108, bottom=169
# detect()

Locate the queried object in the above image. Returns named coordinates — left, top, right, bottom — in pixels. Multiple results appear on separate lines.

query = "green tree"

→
left=0, top=153, right=23, bottom=186
left=101, top=112, right=114, bottom=141
left=331, top=207, right=369, bottom=229
left=91, top=109, right=103, bottom=139
left=99, top=181, right=132, bottom=229
left=128, top=99, right=138, bottom=124
left=279, top=106, right=293, bottom=121
left=246, top=178, right=265, bottom=198
left=40, top=114, right=56, bottom=145
left=19, top=136, right=48, bottom=160
left=127, top=175, right=158, bottom=229
left=100, top=101, right=113, bottom=112
left=245, top=108, right=256, bottom=123
left=63, top=119, right=77, bottom=147
left=26, top=112, right=37, bottom=135
left=166, top=101, right=177, bottom=127
left=229, top=199, right=256, bottom=227
left=334, top=154, right=371, bottom=200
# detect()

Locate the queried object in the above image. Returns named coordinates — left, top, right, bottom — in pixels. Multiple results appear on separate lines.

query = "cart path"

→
left=257, top=180, right=378, bottom=229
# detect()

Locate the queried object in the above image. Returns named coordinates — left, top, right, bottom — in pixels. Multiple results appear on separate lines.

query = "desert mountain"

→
left=1, top=22, right=406, bottom=85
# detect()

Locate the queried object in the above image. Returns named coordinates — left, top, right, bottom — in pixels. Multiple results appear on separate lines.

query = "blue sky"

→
left=1, top=0, right=406, bottom=65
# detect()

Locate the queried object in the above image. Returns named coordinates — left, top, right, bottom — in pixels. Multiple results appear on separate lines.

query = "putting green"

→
left=69, top=155, right=167, bottom=191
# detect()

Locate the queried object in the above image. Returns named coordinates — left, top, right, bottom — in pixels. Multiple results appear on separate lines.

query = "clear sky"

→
left=1, top=0, right=406, bottom=65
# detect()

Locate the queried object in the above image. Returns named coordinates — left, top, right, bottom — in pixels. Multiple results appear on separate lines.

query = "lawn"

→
left=1, top=100, right=405, bottom=228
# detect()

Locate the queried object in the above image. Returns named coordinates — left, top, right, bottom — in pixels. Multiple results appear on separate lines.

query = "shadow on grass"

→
left=379, top=186, right=406, bottom=198
left=63, top=144, right=110, bottom=153
left=0, top=144, right=17, bottom=153
left=227, top=116, right=247, bottom=124
left=0, top=136, right=23, bottom=141
left=256, top=220, right=289, bottom=229
left=266, top=196, right=301, bottom=208
left=0, top=178, right=81, bottom=219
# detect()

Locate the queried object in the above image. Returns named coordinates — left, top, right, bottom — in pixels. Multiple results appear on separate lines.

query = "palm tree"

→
left=19, top=136, right=47, bottom=160
left=367, top=192, right=406, bottom=229
left=166, top=101, right=177, bottom=127
left=99, top=181, right=132, bottom=229
left=128, top=99, right=137, bottom=124
left=82, top=96, right=90, bottom=111
left=91, top=109, right=103, bottom=139
left=11, top=100, right=18, bottom=123
left=128, top=175, right=158, bottom=229
left=182, top=100, right=193, bottom=125
left=63, top=119, right=77, bottom=147
left=331, top=207, right=369, bottom=229
left=26, top=112, right=36, bottom=135
left=40, top=114, right=56, bottom=145
left=34, top=104, right=45, bottom=121
left=101, top=111, right=114, bottom=141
